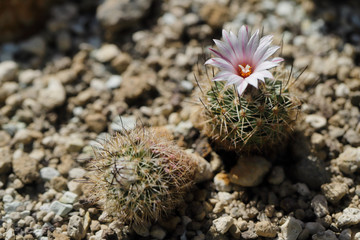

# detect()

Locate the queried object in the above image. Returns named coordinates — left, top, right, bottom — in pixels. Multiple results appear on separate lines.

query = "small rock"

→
left=0, top=131, right=11, bottom=147
left=68, top=215, right=86, bottom=240
left=68, top=168, right=86, bottom=179
left=5, top=228, right=15, bottom=240
left=12, top=155, right=39, bottom=184
left=276, top=1, right=294, bottom=17
left=295, top=183, right=311, bottom=197
left=214, top=173, right=232, bottom=192
left=0, top=61, right=18, bottom=83
left=336, top=147, right=360, bottom=174
left=65, top=137, right=85, bottom=153
left=150, top=225, right=166, bottom=240
left=110, top=115, right=137, bottom=132
left=280, top=217, right=302, bottom=240
left=111, top=53, right=131, bottom=73
left=133, top=224, right=150, bottom=237
left=337, top=208, right=360, bottom=227
left=4, top=201, right=22, bottom=213
left=229, top=156, right=271, bottom=187
left=350, top=91, right=360, bottom=106
left=213, top=216, right=234, bottom=234
left=255, top=221, right=277, bottom=238
left=50, top=201, right=73, bottom=217
left=292, top=154, right=330, bottom=189
left=187, top=151, right=213, bottom=183
left=311, top=195, right=329, bottom=218
left=59, top=191, right=79, bottom=204
left=339, top=229, right=352, bottom=240
left=199, top=3, right=229, bottom=29
left=0, top=147, right=12, bottom=174
left=321, top=182, right=348, bottom=204
left=344, top=129, right=360, bottom=147
left=217, top=192, right=235, bottom=204
left=106, top=75, right=122, bottom=89
left=85, top=113, right=107, bottom=133
left=96, top=0, right=153, bottom=34
left=312, top=230, right=337, bottom=240
left=38, top=78, right=66, bottom=111
left=56, top=31, right=72, bottom=52
left=20, top=36, right=46, bottom=56
left=311, top=133, right=326, bottom=150
left=305, top=114, right=327, bottom=130
left=267, top=166, right=285, bottom=185
left=40, top=167, right=60, bottom=181
left=94, top=44, right=120, bottom=62
left=336, top=83, right=350, bottom=97
left=304, top=222, right=325, bottom=235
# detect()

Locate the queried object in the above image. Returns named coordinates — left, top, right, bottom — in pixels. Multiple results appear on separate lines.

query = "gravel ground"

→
left=0, top=0, right=360, bottom=239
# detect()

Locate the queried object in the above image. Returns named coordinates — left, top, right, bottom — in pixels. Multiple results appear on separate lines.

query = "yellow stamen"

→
left=238, top=64, right=252, bottom=78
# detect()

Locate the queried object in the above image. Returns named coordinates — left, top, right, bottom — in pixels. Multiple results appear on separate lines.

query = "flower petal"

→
left=271, top=57, right=284, bottom=63
left=245, top=75, right=259, bottom=88
left=225, top=74, right=243, bottom=86
left=212, top=71, right=236, bottom=81
left=253, top=70, right=274, bottom=80
left=237, top=80, right=249, bottom=95
left=259, top=46, right=280, bottom=62
left=247, top=29, right=260, bottom=57
left=238, top=25, right=249, bottom=56
left=205, top=58, right=236, bottom=73
left=254, top=61, right=279, bottom=72
left=213, top=39, right=238, bottom=66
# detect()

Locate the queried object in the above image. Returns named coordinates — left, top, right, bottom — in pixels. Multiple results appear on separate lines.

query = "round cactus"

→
left=194, top=66, right=300, bottom=153
left=87, top=127, right=196, bottom=226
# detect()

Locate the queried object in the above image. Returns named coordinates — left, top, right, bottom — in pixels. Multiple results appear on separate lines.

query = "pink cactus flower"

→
left=205, top=26, right=284, bottom=95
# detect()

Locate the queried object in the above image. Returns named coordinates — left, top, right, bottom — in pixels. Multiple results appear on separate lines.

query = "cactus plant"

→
left=193, top=26, right=300, bottom=153
left=87, top=126, right=196, bottom=226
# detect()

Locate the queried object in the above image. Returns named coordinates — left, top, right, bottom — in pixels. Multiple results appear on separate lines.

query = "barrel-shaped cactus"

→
left=195, top=68, right=300, bottom=152
left=87, top=127, right=196, bottom=226
left=193, top=26, right=300, bottom=153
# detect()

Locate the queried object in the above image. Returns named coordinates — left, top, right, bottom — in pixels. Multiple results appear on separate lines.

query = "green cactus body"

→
left=196, top=68, right=300, bottom=153
left=88, top=127, right=195, bottom=226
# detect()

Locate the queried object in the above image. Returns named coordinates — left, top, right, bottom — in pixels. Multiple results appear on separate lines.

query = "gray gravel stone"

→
left=0, top=147, right=12, bottom=174
left=304, top=222, right=325, bottom=235
left=311, top=194, right=329, bottom=218
left=49, top=201, right=73, bottom=217
left=150, top=225, right=166, bottom=240
left=40, top=167, right=60, bottom=181
left=59, top=191, right=79, bottom=204
left=94, top=44, right=120, bottom=62
left=339, top=228, right=351, bottom=240
left=312, top=230, right=337, bottom=240
left=106, top=75, right=122, bottom=89
left=344, top=129, right=360, bottom=147
left=38, top=78, right=66, bottom=111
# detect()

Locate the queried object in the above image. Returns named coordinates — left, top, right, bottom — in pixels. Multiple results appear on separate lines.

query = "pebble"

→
left=304, top=222, right=325, bottom=235
left=85, top=113, right=107, bottom=133
left=110, top=115, right=137, bottom=132
left=229, top=156, right=271, bottom=187
left=295, top=183, right=311, bottom=197
left=312, top=230, right=337, bottom=240
left=280, top=217, right=302, bottom=240
left=68, top=215, right=86, bottom=240
left=213, top=173, right=232, bottom=192
left=337, top=208, right=360, bottom=227
left=321, top=182, right=349, bottom=204
left=336, top=147, right=360, bottom=174
left=106, top=75, right=122, bottom=89
left=68, top=168, right=87, bottom=179
left=133, top=224, right=150, bottom=237
left=20, top=36, right=46, bottom=56
left=267, top=166, right=285, bottom=185
left=255, top=221, right=277, bottom=238
left=305, top=114, right=327, bottom=130
left=94, top=44, right=120, bottom=63
left=336, top=83, right=350, bottom=97
left=150, top=225, right=166, bottom=240
left=4, top=201, right=22, bottom=213
left=311, top=195, right=329, bottom=218
left=0, top=61, right=18, bottom=83
left=0, top=147, right=12, bottom=174
left=339, top=229, right=352, bottom=240
left=213, top=216, right=234, bottom=234
left=59, top=191, right=79, bottom=204
left=40, top=167, right=60, bottom=181
left=38, top=78, right=66, bottom=111
left=12, top=155, right=39, bottom=184
left=344, top=129, right=360, bottom=147
left=5, top=228, right=15, bottom=240
left=49, top=201, right=73, bottom=217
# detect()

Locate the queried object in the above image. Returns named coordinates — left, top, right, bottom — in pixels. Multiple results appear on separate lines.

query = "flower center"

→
left=238, top=64, right=252, bottom=78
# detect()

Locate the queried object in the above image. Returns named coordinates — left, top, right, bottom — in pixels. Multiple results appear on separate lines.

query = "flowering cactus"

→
left=194, top=26, right=300, bottom=153
left=87, top=126, right=196, bottom=226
